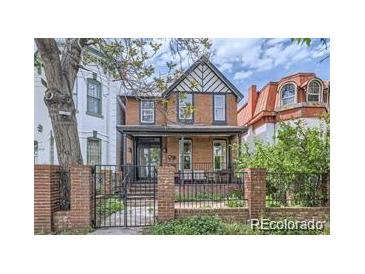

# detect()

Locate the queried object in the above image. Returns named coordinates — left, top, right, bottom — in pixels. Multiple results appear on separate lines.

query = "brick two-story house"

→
left=237, top=73, right=330, bottom=144
left=117, top=56, right=245, bottom=179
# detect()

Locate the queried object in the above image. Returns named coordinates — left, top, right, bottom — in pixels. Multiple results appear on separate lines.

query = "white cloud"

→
left=233, top=71, right=253, bottom=81
left=266, top=38, right=289, bottom=46
left=218, top=62, right=233, bottom=72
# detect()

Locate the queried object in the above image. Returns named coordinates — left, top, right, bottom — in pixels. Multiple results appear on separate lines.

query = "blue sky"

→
left=211, top=38, right=330, bottom=105
left=153, top=38, right=330, bottom=105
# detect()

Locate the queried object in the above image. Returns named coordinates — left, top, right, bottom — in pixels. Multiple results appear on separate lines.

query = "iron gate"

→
left=93, top=165, right=157, bottom=228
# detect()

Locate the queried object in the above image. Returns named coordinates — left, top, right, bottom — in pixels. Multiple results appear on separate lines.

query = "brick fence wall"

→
left=158, top=166, right=330, bottom=223
left=175, top=208, right=250, bottom=223
left=157, top=165, right=175, bottom=222
left=34, top=165, right=60, bottom=233
left=34, top=165, right=93, bottom=233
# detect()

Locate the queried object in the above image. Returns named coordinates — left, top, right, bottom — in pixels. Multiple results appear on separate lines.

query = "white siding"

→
left=241, top=118, right=326, bottom=150
left=34, top=66, right=118, bottom=165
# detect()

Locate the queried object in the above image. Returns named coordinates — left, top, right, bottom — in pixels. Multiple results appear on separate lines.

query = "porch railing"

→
left=175, top=170, right=246, bottom=208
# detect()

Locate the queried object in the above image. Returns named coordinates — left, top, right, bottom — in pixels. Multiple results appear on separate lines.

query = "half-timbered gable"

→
left=163, top=55, right=243, bottom=97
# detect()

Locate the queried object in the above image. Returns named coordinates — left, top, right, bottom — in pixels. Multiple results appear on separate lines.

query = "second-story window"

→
left=280, top=83, right=296, bottom=106
left=140, top=100, right=155, bottom=124
left=179, top=93, right=193, bottom=120
left=214, top=95, right=226, bottom=122
left=87, top=79, right=102, bottom=116
left=307, top=80, right=321, bottom=102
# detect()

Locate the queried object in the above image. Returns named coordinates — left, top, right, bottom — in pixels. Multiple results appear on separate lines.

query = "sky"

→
left=154, top=38, right=330, bottom=105
left=212, top=39, right=330, bottom=101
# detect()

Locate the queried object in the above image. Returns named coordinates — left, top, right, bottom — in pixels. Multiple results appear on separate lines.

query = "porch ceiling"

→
left=117, top=125, right=247, bottom=136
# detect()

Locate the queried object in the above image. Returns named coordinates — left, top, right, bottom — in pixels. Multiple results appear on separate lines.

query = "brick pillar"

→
left=157, top=165, right=175, bottom=222
left=69, top=166, right=93, bottom=229
left=34, top=165, right=60, bottom=233
left=244, top=168, right=267, bottom=219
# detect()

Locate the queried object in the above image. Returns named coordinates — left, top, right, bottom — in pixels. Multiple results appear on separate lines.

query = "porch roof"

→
left=117, top=124, right=247, bottom=136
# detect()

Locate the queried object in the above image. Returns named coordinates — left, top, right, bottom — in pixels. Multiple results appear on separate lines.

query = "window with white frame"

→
left=179, top=93, right=193, bottom=120
left=213, top=140, right=227, bottom=171
left=280, top=83, right=296, bottom=106
left=214, top=95, right=226, bottom=121
left=87, top=138, right=101, bottom=165
left=87, top=79, right=102, bottom=115
left=179, top=139, right=192, bottom=170
left=307, top=80, right=321, bottom=102
left=140, top=100, right=155, bottom=123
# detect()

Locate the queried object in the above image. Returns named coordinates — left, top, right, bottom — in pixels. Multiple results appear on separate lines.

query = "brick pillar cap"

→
left=243, top=168, right=267, bottom=173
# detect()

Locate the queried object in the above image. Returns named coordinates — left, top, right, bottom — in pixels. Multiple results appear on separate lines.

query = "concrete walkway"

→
left=89, top=227, right=146, bottom=235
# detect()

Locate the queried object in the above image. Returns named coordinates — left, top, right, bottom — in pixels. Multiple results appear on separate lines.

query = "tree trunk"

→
left=35, top=38, right=86, bottom=170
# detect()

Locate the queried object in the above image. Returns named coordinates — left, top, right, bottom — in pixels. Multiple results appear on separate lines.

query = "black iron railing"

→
left=93, top=165, right=157, bottom=228
left=175, top=170, right=246, bottom=209
left=58, top=169, right=70, bottom=210
left=266, top=172, right=329, bottom=207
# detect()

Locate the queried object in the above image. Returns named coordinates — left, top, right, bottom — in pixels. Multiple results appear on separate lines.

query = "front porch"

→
left=117, top=125, right=245, bottom=182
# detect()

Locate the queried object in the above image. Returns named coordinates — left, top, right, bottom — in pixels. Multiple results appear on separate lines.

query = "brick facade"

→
left=125, top=93, right=238, bottom=127
left=157, top=165, right=175, bottom=222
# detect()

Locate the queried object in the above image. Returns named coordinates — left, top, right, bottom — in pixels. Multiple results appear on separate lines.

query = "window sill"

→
left=275, top=102, right=327, bottom=112
left=213, top=120, right=227, bottom=125
left=86, top=112, right=103, bottom=119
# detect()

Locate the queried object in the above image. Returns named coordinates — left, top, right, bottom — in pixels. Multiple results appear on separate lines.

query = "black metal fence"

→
left=266, top=172, right=329, bottom=207
left=175, top=170, right=246, bottom=208
left=58, top=169, right=70, bottom=210
left=93, top=165, right=157, bottom=228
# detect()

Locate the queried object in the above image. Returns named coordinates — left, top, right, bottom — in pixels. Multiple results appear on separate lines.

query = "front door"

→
left=136, top=138, right=161, bottom=180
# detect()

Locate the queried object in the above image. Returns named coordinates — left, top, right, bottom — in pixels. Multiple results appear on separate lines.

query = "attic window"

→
left=307, top=80, right=321, bottom=102
left=280, top=83, right=296, bottom=106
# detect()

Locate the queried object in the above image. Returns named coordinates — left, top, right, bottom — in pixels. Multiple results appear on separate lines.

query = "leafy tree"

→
left=34, top=38, right=211, bottom=169
left=236, top=114, right=330, bottom=173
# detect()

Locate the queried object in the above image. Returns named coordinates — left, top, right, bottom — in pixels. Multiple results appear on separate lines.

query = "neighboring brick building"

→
left=237, top=73, right=330, bottom=144
left=117, top=56, right=245, bottom=176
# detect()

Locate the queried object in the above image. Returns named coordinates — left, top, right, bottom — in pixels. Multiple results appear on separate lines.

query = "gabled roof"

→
left=162, top=55, right=243, bottom=100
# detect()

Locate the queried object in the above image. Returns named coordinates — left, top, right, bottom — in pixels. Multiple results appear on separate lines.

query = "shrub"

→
left=96, top=197, right=124, bottom=216
left=151, top=216, right=225, bottom=235
left=226, top=189, right=244, bottom=208
left=150, top=216, right=330, bottom=235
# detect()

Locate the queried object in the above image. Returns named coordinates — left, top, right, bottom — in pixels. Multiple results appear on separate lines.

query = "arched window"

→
left=280, top=83, right=296, bottom=106
left=307, top=80, right=322, bottom=102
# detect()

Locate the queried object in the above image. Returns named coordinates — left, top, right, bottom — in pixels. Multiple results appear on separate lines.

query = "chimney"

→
left=248, top=85, right=258, bottom=118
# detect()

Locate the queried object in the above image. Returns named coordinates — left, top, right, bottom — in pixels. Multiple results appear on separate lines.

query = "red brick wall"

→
left=69, top=166, right=93, bottom=229
left=244, top=168, right=267, bottom=219
left=164, top=136, right=235, bottom=167
left=175, top=208, right=250, bottom=223
left=265, top=207, right=330, bottom=221
left=157, top=166, right=175, bottom=221
left=34, top=165, right=60, bottom=233
left=125, top=93, right=238, bottom=126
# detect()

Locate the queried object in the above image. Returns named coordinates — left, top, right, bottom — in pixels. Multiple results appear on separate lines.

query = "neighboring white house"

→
left=34, top=65, right=120, bottom=165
